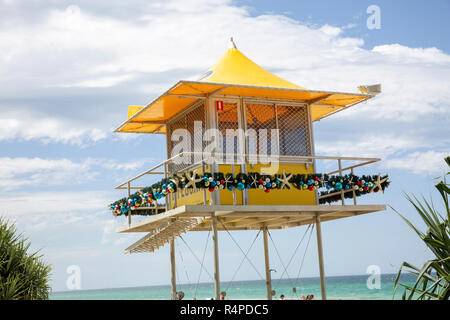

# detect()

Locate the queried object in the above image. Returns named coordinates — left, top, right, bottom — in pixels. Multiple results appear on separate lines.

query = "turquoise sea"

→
left=50, top=273, right=417, bottom=300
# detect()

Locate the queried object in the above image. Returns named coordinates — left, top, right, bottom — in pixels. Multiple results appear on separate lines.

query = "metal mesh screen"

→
left=245, top=103, right=278, bottom=158
left=166, top=101, right=311, bottom=172
left=166, top=102, right=205, bottom=173
left=186, top=103, right=206, bottom=156
left=276, top=105, right=311, bottom=156
left=217, top=103, right=241, bottom=163
left=244, top=103, right=311, bottom=158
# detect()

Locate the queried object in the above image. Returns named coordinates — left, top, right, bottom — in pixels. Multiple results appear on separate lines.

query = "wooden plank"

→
left=259, top=216, right=314, bottom=229
left=226, top=216, right=283, bottom=228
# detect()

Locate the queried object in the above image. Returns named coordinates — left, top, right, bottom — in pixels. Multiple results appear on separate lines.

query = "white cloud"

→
left=0, top=0, right=450, bottom=144
left=372, top=44, right=450, bottom=64
left=0, top=157, right=94, bottom=190
left=316, top=136, right=449, bottom=175
left=0, top=116, right=109, bottom=145
left=0, top=1, right=447, bottom=292
left=61, top=74, right=136, bottom=88
left=0, top=0, right=448, bottom=158
left=319, top=24, right=343, bottom=37
left=316, top=135, right=427, bottom=159
left=0, top=191, right=109, bottom=216
left=384, top=151, right=449, bottom=175
left=0, top=157, right=152, bottom=191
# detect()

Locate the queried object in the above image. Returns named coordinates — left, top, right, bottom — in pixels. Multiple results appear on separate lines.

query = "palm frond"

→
left=392, top=157, right=450, bottom=300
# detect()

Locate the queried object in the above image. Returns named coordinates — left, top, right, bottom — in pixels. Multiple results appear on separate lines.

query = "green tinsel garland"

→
left=109, top=171, right=390, bottom=216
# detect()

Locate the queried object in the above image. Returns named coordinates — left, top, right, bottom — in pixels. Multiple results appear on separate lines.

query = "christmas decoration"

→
left=109, top=171, right=390, bottom=216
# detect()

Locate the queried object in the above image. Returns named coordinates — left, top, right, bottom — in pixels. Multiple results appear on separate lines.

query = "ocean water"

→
left=50, top=273, right=417, bottom=300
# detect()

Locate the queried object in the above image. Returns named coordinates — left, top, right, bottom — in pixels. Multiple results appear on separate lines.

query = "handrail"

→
left=115, top=152, right=381, bottom=189
left=114, top=152, right=382, bottom=225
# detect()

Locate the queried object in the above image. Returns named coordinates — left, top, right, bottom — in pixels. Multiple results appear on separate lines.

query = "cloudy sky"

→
left=0, top=0, right=449, bottom=293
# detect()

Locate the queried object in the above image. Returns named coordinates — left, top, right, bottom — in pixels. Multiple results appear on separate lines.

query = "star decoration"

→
left=109, top=170, right=390, bottom=216
left=278, top=170, right=293, bottom=190
left=250, top=174, right=260, bottom=188
left=224, top=175, right=233, bottom=188
left=372, top=173, right=388, bottom=193
left=184, top=172, right=203, bottom=189
left=348, top=175, right=354, bottom=185
left=319, top=174, right=326, bottom=187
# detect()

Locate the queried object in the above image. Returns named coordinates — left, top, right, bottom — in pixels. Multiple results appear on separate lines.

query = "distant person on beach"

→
left=301, top=294, right=306, bottom=300
left=280, top=294, right=285, bottom=300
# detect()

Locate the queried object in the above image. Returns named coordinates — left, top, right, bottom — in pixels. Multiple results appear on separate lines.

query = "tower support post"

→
left=262, top=227, right=272, bottom=300
left=315, top=214, right=327, bottom=300
left=170, top=240, right=176, bottom=300
left=211, top=213, right=220, bottom=300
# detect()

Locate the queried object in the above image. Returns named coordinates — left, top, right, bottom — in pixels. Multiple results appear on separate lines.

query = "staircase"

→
left=124, top=217, right=205, bottom=254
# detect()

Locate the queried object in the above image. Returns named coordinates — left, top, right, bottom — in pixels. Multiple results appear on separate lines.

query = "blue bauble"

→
left=203, top=176, right=209, bottom=182
left=307, top=180, right=312, bottom=186
left=300, top=181, right=304, bottom=186
left=335, top=182, right=342, bottom=190
left=237, top=182, right=244, bottom=191
left=169, top=182, right=174, bottom=188
left=345, top=185, right=350, bottom=190
left=211, top=180, right=217, bottom=187
left=275, top=179, right=280, bottom=185
left=227, top=186, right=233, bottom=191
left=266, top=182, right=272, bottom=188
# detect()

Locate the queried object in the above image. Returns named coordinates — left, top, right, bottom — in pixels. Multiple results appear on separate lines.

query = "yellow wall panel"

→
left=246, top=163, right=316, bottom=205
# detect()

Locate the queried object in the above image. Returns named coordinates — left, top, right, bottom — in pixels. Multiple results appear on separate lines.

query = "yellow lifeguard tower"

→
left=111, top=39, right=388, bottom=300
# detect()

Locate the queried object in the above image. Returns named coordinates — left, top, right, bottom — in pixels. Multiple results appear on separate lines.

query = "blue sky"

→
left=0, top=0, right=449, bottom=293
left=241, top=0, right=450, bottom=51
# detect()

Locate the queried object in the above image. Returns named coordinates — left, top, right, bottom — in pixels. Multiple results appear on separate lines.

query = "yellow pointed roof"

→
left=197, top=45, right=306, bottom=90
left=116, top=40, right=375, bottom=134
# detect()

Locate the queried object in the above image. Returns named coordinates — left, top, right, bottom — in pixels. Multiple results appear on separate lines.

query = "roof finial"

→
left=229, top=37, right=237, bottom=49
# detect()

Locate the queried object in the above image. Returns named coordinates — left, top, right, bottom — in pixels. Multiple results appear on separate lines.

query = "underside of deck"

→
left=119, top=204, right=385, bottom=254
left=118, top=204, right=385, bottom=233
